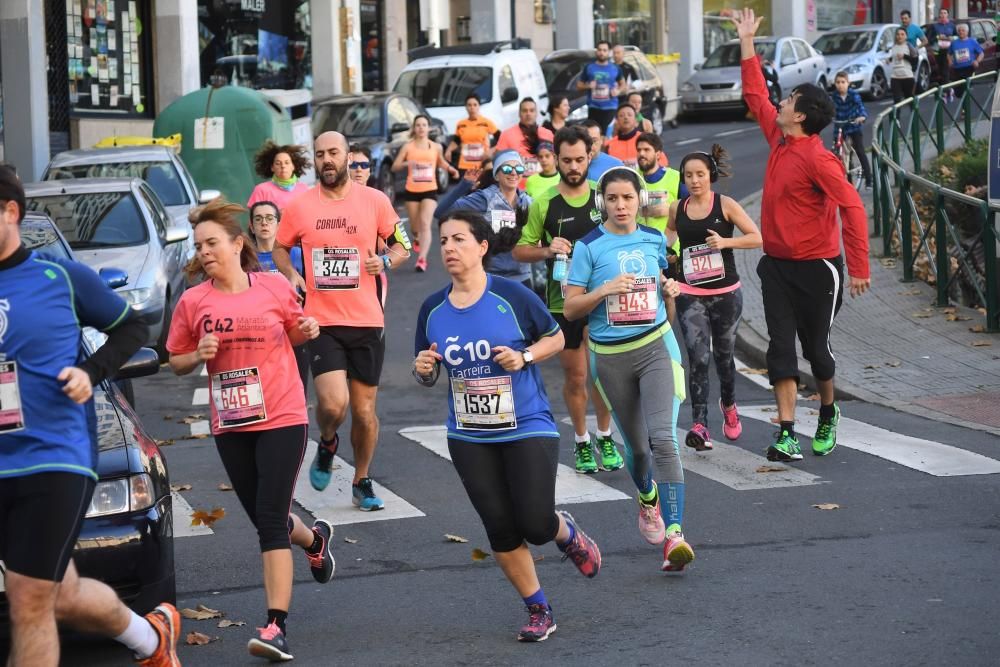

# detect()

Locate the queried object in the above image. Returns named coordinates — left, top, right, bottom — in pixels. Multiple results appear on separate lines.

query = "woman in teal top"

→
left=562, top=166, right=694, bottom=573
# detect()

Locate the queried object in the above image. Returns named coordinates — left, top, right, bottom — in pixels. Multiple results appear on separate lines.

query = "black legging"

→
left=844, top=132, right=872, bottom=183
left=448, top=437, right=559, bottom=553
left=891, top=77, right=915, bottom=103
left=214, top=424, right=307, bottom=552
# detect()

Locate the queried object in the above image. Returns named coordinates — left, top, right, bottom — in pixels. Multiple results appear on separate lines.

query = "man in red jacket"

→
left=733, top=8, right=871, bottom=462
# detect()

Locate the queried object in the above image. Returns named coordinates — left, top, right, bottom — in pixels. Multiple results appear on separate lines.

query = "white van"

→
left=392, top=39, right=549, bottom=134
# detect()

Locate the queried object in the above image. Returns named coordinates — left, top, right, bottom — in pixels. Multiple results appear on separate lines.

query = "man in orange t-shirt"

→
left=274, top=131, right=412, bottom=511
left=445, top=93, right=500, bottom=171
left=605, top=105, right=666, bottom=169
left=495, top=97, right=554, bottom=184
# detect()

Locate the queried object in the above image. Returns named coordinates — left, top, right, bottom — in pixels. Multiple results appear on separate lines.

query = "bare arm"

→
left=512, top=243, right=553, bottom=263
left=718, top=196, right=762, bottom=249
left=436, top=144, right=460, bottom=177
left=272, top=244, right=307, bottom=295
left=391, top=143, right=409, bottom=172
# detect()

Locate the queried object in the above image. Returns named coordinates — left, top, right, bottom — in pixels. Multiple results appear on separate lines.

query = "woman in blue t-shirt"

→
left=948, top=23, right=985, bottom=83
left=562, top=166, right=695, bottom=573
left=413, top=209, right=601, bottom=642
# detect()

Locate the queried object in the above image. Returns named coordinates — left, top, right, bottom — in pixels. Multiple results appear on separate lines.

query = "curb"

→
left=734, top=190, right=1000, bottom=437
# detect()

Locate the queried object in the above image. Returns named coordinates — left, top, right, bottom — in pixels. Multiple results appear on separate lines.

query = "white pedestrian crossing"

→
left=172, top=491, right=214, bottom=537
left=192, top=387, right=209, bottom=405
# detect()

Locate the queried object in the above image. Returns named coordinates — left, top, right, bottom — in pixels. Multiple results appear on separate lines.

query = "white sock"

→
left=115, top=611, right=160, bottom=659
left=574, top=431, right=591, bottom=444
left=596, top=428, right=612, bottom=438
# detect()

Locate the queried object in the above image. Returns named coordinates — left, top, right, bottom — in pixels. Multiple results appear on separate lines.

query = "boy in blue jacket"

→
left=830, top=70, right=872, bottom=188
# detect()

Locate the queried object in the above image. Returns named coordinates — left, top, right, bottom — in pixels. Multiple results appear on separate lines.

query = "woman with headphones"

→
left=667, top=146, right=761, bottom=452
left=562, top=166, right=695, bottom=573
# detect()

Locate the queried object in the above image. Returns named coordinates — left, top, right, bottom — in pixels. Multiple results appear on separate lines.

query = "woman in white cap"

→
left=436, top=149, right=534, bottom=286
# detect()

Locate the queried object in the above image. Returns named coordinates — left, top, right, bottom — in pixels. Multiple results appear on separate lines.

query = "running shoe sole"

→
left=662, top=539, right=695, bottom=572
left=517, top=623, right=558, bottom=642
left=247, top=638, right=294, bottom=661
left=309, top=519, right=336, bottom=583
left=685, top=429, right=713, bottom=451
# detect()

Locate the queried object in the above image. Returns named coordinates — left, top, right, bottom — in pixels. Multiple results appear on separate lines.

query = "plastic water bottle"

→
left=552, top=253, right=568, bottom=281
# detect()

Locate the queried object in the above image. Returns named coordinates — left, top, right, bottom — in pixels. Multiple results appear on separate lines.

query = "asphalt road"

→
left=36, top=106, right=1000, bottom=665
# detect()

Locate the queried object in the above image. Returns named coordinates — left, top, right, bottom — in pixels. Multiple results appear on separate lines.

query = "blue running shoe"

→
left=309, top=434, right=338, bottom=491
left=352, top=477, right=384, bottom=511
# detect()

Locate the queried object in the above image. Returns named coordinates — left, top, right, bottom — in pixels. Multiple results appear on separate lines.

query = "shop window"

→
left=593, top=0, right=653, bottom=54
left=703, top=1, right=771, bottom=58
left=816, top=0, right=875, bottom=31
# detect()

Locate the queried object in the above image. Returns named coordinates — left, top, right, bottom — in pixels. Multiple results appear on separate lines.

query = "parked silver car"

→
left=813, top=24, right=930, bottom=100
left=681, top=36, right=828, bottom=114
left=23, top=178, right=189, bottom=357
left=43, top=145, right=219, bottom=257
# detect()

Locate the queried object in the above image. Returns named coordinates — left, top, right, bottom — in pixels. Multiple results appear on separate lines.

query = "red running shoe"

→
left=557, top=510, right=601, bottom=578
left=135, top=603, right=181, bottom=667
left=517, top=603, right=556, bottom=642
left=720, top=399, right=743, bottom=441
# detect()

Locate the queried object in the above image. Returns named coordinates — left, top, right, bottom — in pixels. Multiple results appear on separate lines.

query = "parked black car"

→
left=311, top=92, right=450, bottom=201
left=540, top=46, right=669, bottom=133
left=0, top=341, right=174, bottom=620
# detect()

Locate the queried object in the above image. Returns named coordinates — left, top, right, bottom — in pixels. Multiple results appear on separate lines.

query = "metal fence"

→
left=871, top=71, right=999, bottom=332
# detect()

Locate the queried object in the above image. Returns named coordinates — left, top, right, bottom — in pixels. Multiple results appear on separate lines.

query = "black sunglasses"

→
left=497, top=164, right=525, bottom=175
left=350, top=161, right=371, bottom=169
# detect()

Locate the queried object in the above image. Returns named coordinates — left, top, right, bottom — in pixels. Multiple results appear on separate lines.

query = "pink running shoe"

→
left=415, top=257, right=428, bottom=272
left=637, top=494, right=665, bottom=545
left=661, top=532, right=695, bottom=572
left=719, top=399, right=743, bottom=441
left=685, top=423, right=713, bottom=451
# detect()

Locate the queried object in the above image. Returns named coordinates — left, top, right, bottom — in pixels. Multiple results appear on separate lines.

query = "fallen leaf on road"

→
left=191, top=507, right=225, bottom=527
left=163, top=415, right=174, bottom=421
left=170, top=483, right=192, bottom=492
left=945, top=314, right=972, bottom=321
left=185, top=631, right=218, bottom=646
left=533, top=554, right=545, bottom=562
left=971, top=340, right=992, bottom=347
left=879, top=258, right=897, bottom=267
left=191, top=434, right=210, bottom=439
left=217, top=620, right=245, bottom=628
left=217, top=483, right=233, bottom=491
left=899, top=289, right=921, bottom=296
left=886, top=360, right=902, bottom=367
left=864, top=364, right=881, bottom=369
left=804, top=393, right=820, bottom=401
left=444, top=534, right=469, bottom=543
left=812, top=503, right=840, bottom=510
left=942, top=307, right=957, bottom=314
left=911, top=312, right=933, bottom=318
left=155, top=438, right=175, bottom=447
left=761, top=406, right=777, bottom=412
left=344, top=537, right=358, bottom=544
left=471, top=548, right=492, bottom=561
left=977, top=307, right=987, bottom=315
left=739, top=367, right=768, bottom=375
left=180, top=605, right=222, bottom=620
left=756, top=465, right=788, bottom=473
left=969, top=324, right=986, bottom=333
left=180, top=416, right=205, bottom=424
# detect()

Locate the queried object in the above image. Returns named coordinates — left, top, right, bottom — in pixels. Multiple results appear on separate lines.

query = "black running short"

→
left=0, top=472, right=95, bottom=581
left=309, top=326, right=386, bottom=386
left=553, top=312, right=586, bottom=351
left=402, top=189, right=438, bottom=203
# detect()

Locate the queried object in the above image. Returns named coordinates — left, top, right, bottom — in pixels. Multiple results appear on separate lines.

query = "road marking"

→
left=399, top=426, right=630, bottom=504
left=739, top=406, right=1000, bottom=477
left=561, top=416, right=822, bottom=490
left=190, top=420, right=211, bottom=437
left=717, top=128, right=747, bottom=137
left=674, top=137, right=702, bottom=146
left=293, top=441, right=426, bottom=525
left=172, top=491, right=214, bottom=537
left=199, top=364, right=207, bottom=377
left=192, top=387, right=209, bottom=405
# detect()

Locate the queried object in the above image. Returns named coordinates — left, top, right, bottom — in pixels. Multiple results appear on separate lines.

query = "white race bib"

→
left=0, top=361, right=25, bottom=434
left=954, top=48, right=970, bottom=63
left=412, top=162, right=435, bottom=183
left=605, top=276, right=659, bottom=327
left=312, top=247, right=360, bottom=290
left=490, top=209, right=517, bottom=234
left=523, top=158, right=540, bottom=176
left=682, top=243, right=726, bottom=285
left=211, top=367, right=267, bottom=429
left=461, top=143, right=485, bottom=162
left=594, top=83, right=611, bottom=101
left=451, top=375, right=516, bottom=431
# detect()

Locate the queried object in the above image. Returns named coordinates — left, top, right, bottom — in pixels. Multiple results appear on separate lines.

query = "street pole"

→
left=988, top=78, right=1000, bottom=330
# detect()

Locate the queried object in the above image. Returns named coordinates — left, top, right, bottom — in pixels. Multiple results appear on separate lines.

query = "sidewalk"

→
left=734, top=189, right=1000, bottom=436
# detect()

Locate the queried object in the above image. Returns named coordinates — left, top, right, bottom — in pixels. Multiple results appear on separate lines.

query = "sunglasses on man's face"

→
left=497, top=164, right=525, bottom=175
left=350, top=161, right=371, bottom=170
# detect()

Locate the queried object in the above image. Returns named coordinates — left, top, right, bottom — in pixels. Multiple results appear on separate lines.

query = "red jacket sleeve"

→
left=813, top=150, right=871, bottom=279
left=741, top=56, right=782, bottom=149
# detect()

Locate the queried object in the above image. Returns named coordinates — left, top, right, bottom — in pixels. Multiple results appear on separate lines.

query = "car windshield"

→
left=541, top=57, right=586, bottom=91
left=703, top=42, right=775, bottom=68
left=46, top=160, right=190, bottom=206
left=27, top=191, right=148, bottom=249
left=814, top=31, right=876, bottom=55
left=21, top=220, right=72, bottom=261
left=394, top=67, right=493, bottom=107
left=312, top=101, right=384, bottom=137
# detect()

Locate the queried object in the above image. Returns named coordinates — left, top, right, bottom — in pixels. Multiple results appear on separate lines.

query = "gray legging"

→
left=588, top=325, right=686, bottom=490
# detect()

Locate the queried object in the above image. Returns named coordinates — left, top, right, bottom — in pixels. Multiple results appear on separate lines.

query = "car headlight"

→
left=568, top=105, right=588, bottom=121
left=86, top=474, right=155, bottom=518
left=122, top=288, right=152, bottom=306
left=681, top=82, right=694, bottom=92
left=845, top=64, right=865, bottom=74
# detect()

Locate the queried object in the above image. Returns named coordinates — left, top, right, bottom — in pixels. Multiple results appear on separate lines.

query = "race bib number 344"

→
left=0, top=361, right=25, bottom=434
left=212, top=367, right=267, bottom=429
left=451, top=376, right=516, bottom=431
left=312, top=247, right=360, bottom=290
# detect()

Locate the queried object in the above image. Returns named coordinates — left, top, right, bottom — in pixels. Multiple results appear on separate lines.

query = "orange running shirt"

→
left=277, top=183, right=407, bottom=328
left=404, top=141, right=439, bottom=193
left=166, top=273, right=307, bottom=435
left=455, top=117, right=498, bottom=170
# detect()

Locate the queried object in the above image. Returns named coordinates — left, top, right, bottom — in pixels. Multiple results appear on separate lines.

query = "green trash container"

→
left=153, top=85, right=294, bottom=211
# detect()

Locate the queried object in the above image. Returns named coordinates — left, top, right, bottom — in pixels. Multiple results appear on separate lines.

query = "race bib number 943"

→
left=312, top=247, right=360, bottom=290
left=606, top=276, right=658, bottom=327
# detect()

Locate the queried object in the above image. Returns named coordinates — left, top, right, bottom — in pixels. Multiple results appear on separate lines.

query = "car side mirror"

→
left=115, top=347, right=160, bottom=380
left=501, top=86, right=519, bottom=104
left=164, top=223, right=190, bottom=244
left=99, top=267, right=128, bottom=289
left=198, top=189, right=221, bottom=204
left=390, top=122, right=410, bottom=134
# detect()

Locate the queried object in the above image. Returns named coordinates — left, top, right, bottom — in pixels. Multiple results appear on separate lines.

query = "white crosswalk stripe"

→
left=172, top=491, right=214, bottom=537
left=192, top=387, right=209, bottom=405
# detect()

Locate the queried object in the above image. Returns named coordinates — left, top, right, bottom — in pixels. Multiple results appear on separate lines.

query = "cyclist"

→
left=830, top=71, right=872, bottom=188
left=562, top=167, right=694, bottom=572
left=445, top=93, right=499, bottom=174
left=274, top=131, right=413, bottom=511
left=414, top=209, right=601, bottom=642
left=247, top=140, right=311, bottom=210
left=524, top=140, right=559, bottom=199
left=668, top=146, right=762, bottom=451
left=513, top=126, right=622, bottom=475
left=392, top=114, right=459, bottom=272
left=167, top=198, right=335, bottom=661
left=0, top=165, right=180, bottom=666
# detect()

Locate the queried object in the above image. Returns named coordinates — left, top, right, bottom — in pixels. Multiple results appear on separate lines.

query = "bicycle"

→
left=831, top=119, right=865, bottom=192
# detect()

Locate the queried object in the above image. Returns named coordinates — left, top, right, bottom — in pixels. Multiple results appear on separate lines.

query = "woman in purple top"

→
left=247, top=140, right=312, bottom=210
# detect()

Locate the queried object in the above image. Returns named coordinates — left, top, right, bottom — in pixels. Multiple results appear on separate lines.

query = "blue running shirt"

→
left=567, top=224, right=669, bottom=343
left=580, top=62, right=622, bottom=111
left=0, top=251, right=132, bottom=480
left=415, top=275, right=560, bottom=443
left=257, top=246, right=304, bottom=275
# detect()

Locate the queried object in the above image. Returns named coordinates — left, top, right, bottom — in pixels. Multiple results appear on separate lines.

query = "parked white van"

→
left=392, top=39, right=549, bottom=134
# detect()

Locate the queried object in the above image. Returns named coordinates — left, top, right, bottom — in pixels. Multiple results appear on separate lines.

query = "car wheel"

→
left=869, top=69, right=887, bottom=100
left=651, top=104, right=664, bottom=135
left=916, top=62, right=930, bottom=93
left=378, top=165, right=396, bottom=202
left=156, top=296, right=172, bottom=363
